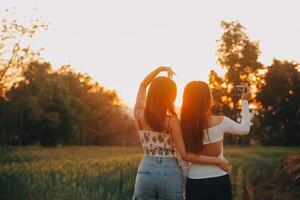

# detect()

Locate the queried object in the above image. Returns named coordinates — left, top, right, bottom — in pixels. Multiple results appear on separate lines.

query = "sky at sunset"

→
left=1, top=0, right=300, bottom=106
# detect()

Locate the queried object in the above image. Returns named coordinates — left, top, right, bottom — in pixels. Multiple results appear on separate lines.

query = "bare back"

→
left=136, top=110, right=171, bottom=134
left=201, top=116, right=224, bottom=157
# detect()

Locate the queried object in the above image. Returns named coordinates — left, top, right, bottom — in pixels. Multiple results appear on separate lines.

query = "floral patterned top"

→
left=138, top=130, right=176, bottom=157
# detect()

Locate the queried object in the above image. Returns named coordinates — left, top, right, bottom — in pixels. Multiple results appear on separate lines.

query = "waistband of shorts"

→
left=143, top=155, right=178, bottom=162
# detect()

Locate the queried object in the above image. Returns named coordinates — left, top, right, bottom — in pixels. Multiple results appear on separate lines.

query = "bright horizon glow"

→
left=2, top=0, right=300, bottom=106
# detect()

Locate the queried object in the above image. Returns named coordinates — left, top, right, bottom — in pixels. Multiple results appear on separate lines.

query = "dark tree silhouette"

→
left=255, top=60, right=300, bottom=146
left=2, top=62, right=138, bottom=146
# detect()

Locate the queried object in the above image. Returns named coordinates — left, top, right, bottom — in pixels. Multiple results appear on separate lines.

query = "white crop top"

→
left=187, top=100, right=250, bottom=179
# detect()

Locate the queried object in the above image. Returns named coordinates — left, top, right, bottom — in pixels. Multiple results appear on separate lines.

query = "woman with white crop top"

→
left=132, top=67, right=230, bottom=200
left=180, top=81, right=251, bottom=200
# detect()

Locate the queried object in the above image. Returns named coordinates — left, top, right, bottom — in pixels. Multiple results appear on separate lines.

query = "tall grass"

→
left=0, top=146, right=299, bottom=200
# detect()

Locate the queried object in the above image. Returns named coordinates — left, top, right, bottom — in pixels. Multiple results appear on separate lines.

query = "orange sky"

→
left=2, top=0, right=300, bottom=106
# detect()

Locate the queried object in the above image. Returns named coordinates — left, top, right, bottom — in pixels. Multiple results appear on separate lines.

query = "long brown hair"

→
left=180, top=81, right=213, bottom=154
left=144, top=76, right=177, bottom=132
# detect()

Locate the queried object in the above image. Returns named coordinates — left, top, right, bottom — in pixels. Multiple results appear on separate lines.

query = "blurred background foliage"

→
left=209, top=21, right=300, bottom=146
left=0, top=11, right=299, bottom=147
left=0, top=10, right=138, bottom=146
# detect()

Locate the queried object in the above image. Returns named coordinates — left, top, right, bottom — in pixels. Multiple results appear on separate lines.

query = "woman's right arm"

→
left=170, top=117, right=230, bottom=173
left=133, top=66, right=175, bottom=121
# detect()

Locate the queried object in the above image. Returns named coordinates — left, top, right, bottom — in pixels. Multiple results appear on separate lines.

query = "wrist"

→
left=214, top=157, right=222, bottom=165
left=157, top=66, right=164, bottom=72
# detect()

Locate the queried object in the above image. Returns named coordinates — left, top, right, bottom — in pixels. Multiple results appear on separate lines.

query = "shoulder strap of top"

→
left=137, top=110, right=143, bottom=130
left=166, top=116, right=171, bottom=134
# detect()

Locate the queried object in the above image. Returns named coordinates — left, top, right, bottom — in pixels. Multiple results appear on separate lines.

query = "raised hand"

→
left=135, top=66, right=176, bottom=116
left=242, top=86, right=251, bottom=101
left=158, top=66, right=176, bottom=79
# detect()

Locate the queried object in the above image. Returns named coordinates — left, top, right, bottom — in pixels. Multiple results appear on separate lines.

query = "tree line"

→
left=0, top=10, right=299, bottom=146
left=0, top=10, right=138, bottom=146
left=0, top=62, right=138, bottom=146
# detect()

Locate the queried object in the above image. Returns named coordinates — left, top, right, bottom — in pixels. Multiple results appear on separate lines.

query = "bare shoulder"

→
left=211, top=115, right=224, bottom=121
left=209, top=115, right=225, bottom=126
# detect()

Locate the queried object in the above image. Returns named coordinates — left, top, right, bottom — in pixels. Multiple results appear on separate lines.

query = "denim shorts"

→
left=133, top=155, right=183, bottom=200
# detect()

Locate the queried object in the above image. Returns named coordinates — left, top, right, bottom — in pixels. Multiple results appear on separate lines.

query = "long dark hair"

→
left=144, top=76, right=177, bottom=132
left=180, top=81, right=213, bottom=154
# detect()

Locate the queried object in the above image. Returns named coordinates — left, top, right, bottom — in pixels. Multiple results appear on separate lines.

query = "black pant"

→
left=186, top=174, right=232, bottom=200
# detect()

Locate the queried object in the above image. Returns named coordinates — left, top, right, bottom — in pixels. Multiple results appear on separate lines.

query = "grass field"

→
left=0, top=146, right=299, bottom=200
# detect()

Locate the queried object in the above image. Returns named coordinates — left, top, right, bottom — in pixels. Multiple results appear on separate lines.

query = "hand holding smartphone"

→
left=233, top=85, right=251, bottom=100
left=233, top=85, right=245, bottom=96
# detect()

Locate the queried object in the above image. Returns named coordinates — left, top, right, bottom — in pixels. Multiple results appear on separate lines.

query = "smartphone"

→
left=233, top=85, right=245, bottom=96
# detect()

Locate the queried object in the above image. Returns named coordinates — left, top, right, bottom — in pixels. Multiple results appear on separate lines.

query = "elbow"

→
left=245, top=125, right=251, bottom=135
left=240, top=126, right=250, bottom=135
left=139, top=82, right=147, bottom=88
left=181, top=155, right=188, bottom=161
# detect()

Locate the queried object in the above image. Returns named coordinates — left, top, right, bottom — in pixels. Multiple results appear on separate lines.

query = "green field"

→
left=0, top=146, right=299, bottom=200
